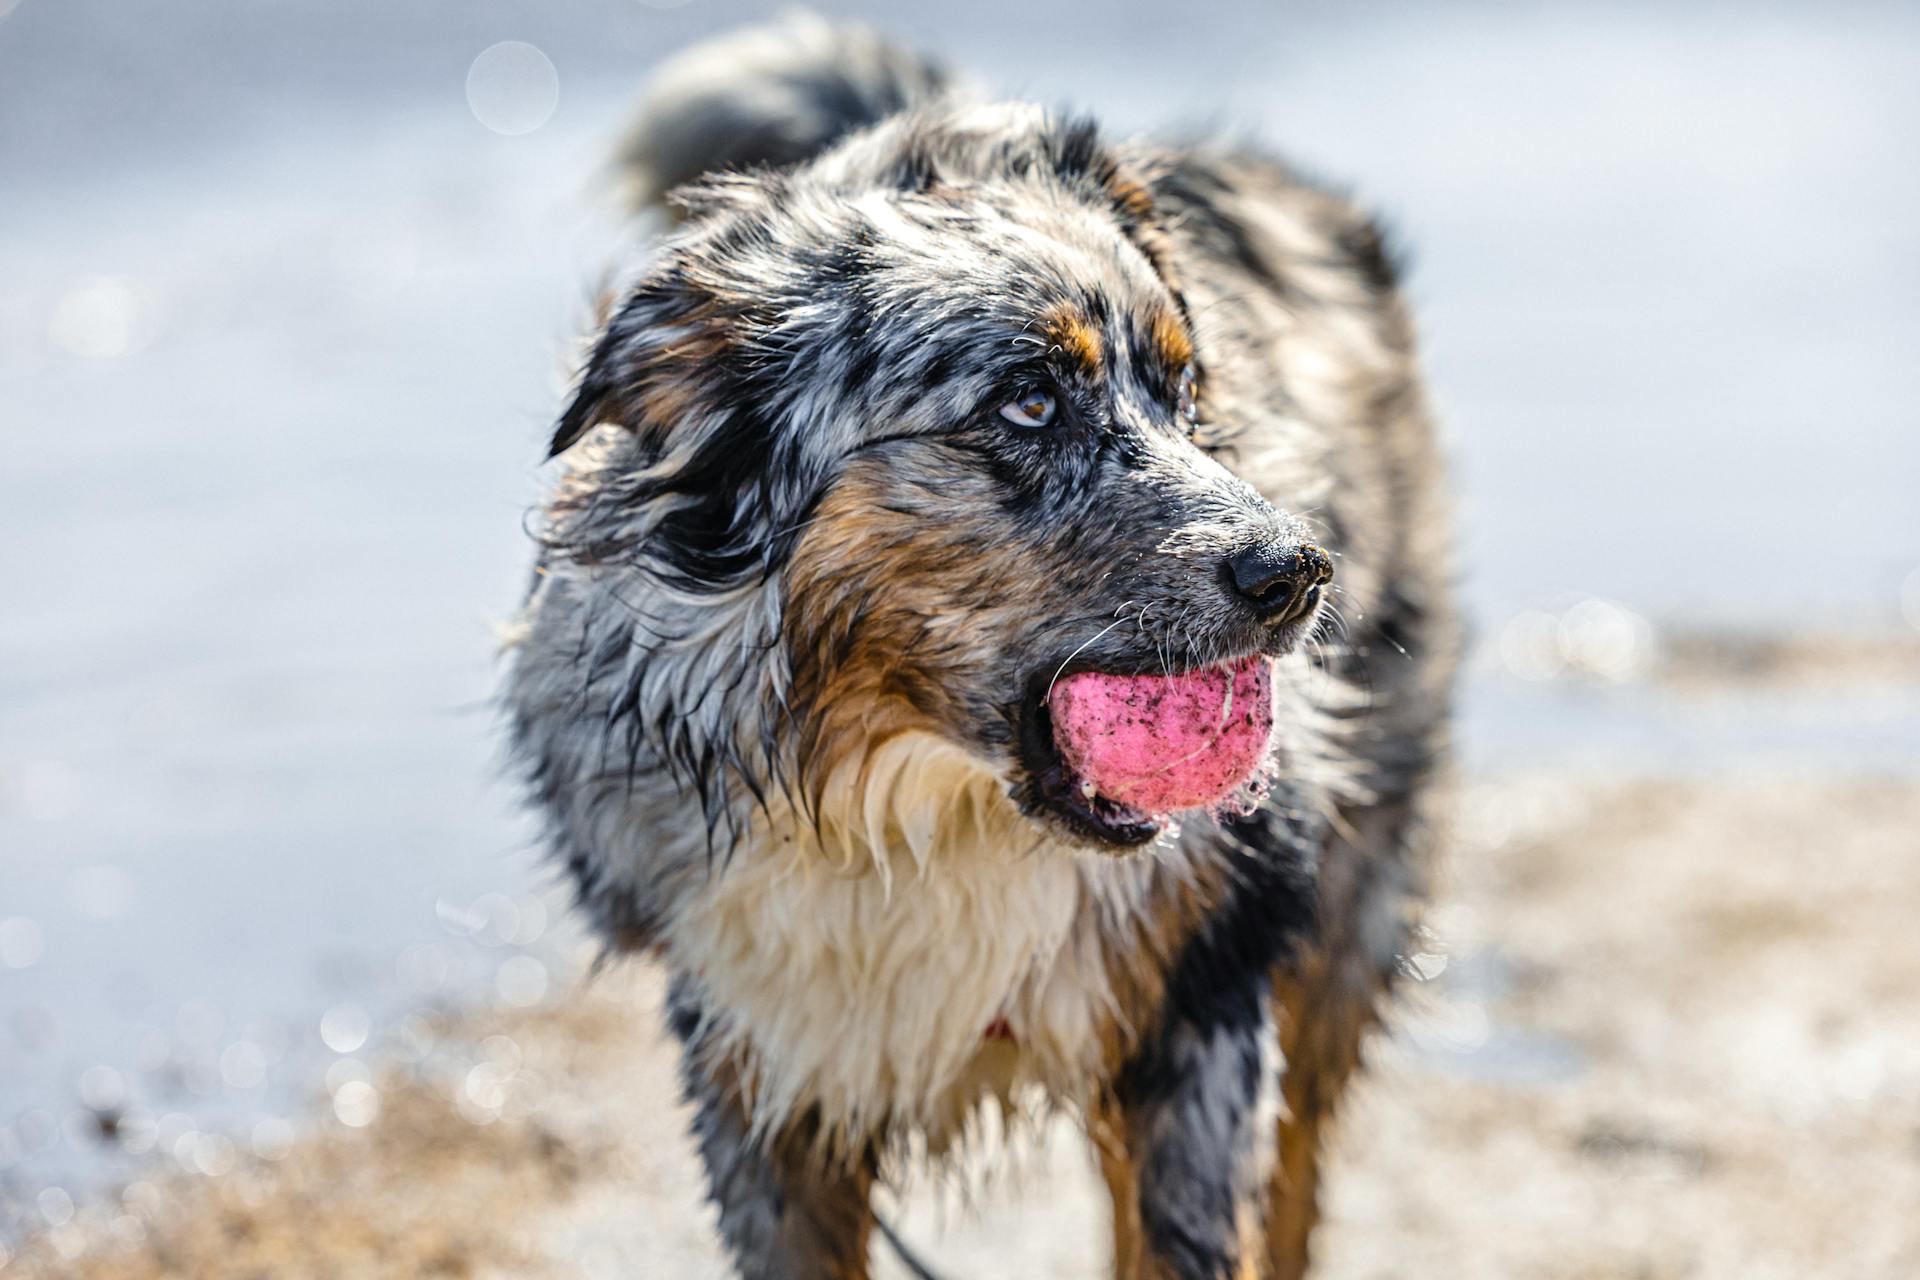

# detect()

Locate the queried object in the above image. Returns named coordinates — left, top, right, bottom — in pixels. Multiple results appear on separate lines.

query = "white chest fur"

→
left=662, top=735, right=1160, bottom=1144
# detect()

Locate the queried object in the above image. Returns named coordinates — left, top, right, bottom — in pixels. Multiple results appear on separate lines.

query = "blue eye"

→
left=1177, top=364, right=1199, bottom=424
left=998, top=388, right=1057, bottom=429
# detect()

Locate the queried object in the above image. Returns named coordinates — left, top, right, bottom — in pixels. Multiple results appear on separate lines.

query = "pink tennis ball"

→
left=1048, top=656, right=1276, bottom=815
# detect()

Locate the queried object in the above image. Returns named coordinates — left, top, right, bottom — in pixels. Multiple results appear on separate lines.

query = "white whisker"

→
left=1044, top=610, right=1133, bottom=703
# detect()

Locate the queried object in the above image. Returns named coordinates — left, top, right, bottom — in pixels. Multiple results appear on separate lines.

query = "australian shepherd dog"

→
left=504, top=16, right=1456, bottom=1279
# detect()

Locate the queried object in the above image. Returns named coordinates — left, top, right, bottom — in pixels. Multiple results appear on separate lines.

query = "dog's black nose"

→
left=1224, top=542, right=1333, bottom=625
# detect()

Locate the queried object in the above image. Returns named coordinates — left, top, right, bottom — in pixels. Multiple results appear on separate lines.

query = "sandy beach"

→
left=11, top=739, right=1917, bottom=1278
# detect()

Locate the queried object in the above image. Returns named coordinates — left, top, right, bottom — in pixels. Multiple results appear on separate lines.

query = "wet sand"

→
left=9, top=768, right=1917, bottom=1279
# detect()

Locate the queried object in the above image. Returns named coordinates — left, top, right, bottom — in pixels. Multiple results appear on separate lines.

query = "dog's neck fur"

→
left=663, top=730, right=1193, bottom=1149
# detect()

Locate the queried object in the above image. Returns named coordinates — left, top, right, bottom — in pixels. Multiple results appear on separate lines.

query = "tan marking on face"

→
left=1040, top=301, right=1105, bottom=379
left=1151, top=309, right=1195, bottom=377
left=781, top=455, right=1047, bottom=815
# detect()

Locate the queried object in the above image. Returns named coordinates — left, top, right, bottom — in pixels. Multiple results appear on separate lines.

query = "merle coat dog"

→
left=504, top=16, right=1456, bottom=1279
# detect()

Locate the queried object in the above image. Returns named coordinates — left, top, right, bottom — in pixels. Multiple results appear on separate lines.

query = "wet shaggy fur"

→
left=503, top=15, right=1457, bottom=1279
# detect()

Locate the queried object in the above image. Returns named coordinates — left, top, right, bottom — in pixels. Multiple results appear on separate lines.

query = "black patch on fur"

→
left=1174, top=807, right=1320, bottom=1020
left=549, top=332, right=630, bottom=460
left=1126, top=318, right=1185, bottom=405
left=1137, top=1011, right=1265, bottom=1280
left=838, top=339, right=883, bottom=399
left=1336, top=215, right=1403, bottom=294
left=914, top=343, right=961, bottom=393
left=1045, top=114, right=1106, bottom=184
left=649, top=416, right=785, bottom=591
left=1373, top=582, right=1422, bottom=661
left=1117, top=972, right=1267, bottom=1111
left=1152, top=159, right=1292, bottom=298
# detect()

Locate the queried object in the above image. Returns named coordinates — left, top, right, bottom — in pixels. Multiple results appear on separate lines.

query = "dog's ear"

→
left=547, top=265, right=728, bottom=459
left=544, top=253, right=806, bottom=594
left=547, top=325, right=617, bottom=458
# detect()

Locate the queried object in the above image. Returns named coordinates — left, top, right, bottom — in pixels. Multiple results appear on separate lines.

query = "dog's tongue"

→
left=1049, top=656, right=1275, bottom=815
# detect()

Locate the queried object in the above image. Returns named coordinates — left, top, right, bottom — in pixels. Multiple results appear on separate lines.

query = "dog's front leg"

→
left=1096, top=979, right=1278, bottom=1280
left=672, top=998, right=876, bottom=1278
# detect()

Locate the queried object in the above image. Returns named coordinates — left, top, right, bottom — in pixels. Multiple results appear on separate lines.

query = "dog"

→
left=503, top=16, right=1456, bottom=1278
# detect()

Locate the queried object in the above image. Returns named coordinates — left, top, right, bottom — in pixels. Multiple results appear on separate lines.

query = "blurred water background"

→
left=2, top=0, right=1916, bottom=1243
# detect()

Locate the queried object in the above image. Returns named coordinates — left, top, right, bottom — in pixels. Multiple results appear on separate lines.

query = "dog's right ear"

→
left=547, top=266, right=724, bottom=459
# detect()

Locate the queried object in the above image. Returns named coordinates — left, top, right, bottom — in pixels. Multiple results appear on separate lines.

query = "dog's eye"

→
left=1177, top=364, right=1200, bottom=425
left=998, top=387, right=1058, bottom=429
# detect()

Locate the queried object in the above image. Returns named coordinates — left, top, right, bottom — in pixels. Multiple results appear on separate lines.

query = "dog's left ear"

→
left=547, top=264, right=725, bottom=459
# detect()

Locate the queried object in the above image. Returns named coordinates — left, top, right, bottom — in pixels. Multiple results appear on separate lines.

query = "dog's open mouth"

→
left=1019, top=654, right=1278, bottom=847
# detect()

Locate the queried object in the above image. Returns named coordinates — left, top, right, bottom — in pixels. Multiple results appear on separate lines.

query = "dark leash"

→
left=873, top=1210, right=950, bottom=1280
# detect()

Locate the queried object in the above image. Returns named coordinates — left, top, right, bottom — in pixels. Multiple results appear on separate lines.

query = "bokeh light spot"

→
left=77, top=1064, right=125, bottom=1111
left=319, top=1003, right=370, bottom=1054
left=1558, top=597, right=1654, bottom=683
left=465, top=41, right=559, bottom=136
left=37, top=1186, right=74, bottom=1228
left=472, top=892, right=520, bottom=946
left=480, top=1033, right=523, bottom=1076
left=1497, top=596, right=1655, bottom=684
left=191, top=1133, right=237, bottom=1177
left=325, top=1057, right=369, bottom=1097
left=332, top=1080, right=379, bottom=1128
left=496, top=955, right=549, bottom=1007
left=459, top=1062, right=508, bottom=1124
left=1498, top=610, right=1565, bottom=682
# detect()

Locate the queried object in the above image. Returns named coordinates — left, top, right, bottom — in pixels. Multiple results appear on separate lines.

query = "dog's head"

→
left=544, top=108, right=1329, bottom=852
